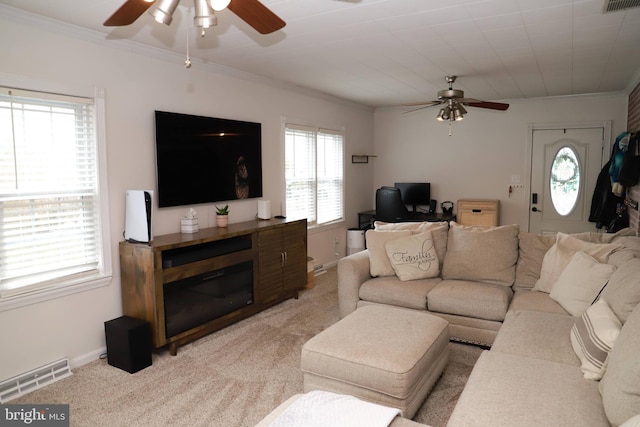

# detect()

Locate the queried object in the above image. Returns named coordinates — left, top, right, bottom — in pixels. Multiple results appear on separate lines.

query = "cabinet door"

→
left=258, top=227, right=284, bottom=302
left=282, top=221, right=307, bottom=292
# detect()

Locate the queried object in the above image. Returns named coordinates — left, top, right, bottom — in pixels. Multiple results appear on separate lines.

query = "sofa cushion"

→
left=509, top=290, right=568, bottom=315
left=600, top=257, right=640, bottom=323
left=549, top=251, right=616, bottom=316
left=514, top=232, right=556, bottom=291
left=366, top=230, right=411, bottom=277
left=375, top=221, right=449, bottom=271
left=570, top=299, right=621, bottom=381
left=359, top=276, right=440, bottom=310
left=442, top=223, right=519, bottom=286
left=599, top=304, right=640, bottom=426
left=447, top=351, right=609, bottom=427
left=607, top=235, right=640, bottom=267
left=533, top=233, right=621, bottom=293
left=384, top=231, right=439, bottom=281
left=492, top=310, right=578, bottom=366
left=427, top=280, right=512, bottom=322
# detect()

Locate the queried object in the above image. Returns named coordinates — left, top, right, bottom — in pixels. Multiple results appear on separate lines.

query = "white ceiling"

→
left=2, top=0, right=640, bottom=107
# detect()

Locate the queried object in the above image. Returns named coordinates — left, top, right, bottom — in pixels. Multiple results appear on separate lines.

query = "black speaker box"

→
left=429, top=199, right=437, bottom=213
left=104, top=316, right=152, bottom=374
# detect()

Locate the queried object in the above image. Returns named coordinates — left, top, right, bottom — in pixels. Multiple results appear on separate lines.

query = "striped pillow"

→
left=570, top=299, right=622, bottom=380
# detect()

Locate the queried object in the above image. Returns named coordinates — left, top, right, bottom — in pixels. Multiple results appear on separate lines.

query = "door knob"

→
left=531, top=207, right=542, bottom=212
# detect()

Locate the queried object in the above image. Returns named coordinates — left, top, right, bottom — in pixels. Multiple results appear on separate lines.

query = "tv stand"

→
left=119, top=218, right=307, bottom=355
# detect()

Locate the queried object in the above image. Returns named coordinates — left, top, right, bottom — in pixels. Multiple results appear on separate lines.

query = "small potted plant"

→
left=216, top=205, right=229, bottom=228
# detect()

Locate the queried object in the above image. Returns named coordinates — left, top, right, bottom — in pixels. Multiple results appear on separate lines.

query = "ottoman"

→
left=301, top=305, right=450, bottom=418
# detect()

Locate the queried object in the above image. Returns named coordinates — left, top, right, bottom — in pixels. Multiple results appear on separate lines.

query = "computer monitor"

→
left=394, top=182, right=431, bottom=212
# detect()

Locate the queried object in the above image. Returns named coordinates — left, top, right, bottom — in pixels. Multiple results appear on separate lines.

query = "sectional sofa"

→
left=337, top=221, right=640, bottom=426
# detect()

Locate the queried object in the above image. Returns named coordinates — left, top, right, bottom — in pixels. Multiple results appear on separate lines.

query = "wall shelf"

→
left=352, top=155, right=377, bottom=164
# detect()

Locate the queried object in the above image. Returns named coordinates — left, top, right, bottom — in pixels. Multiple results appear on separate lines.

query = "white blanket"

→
left=267, top=391, right=401, bottom=427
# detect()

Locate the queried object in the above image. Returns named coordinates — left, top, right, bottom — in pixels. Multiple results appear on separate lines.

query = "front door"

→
left=529, top=126, right=607, bottom=234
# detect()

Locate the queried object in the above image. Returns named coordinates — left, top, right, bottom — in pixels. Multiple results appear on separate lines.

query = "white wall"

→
left=0, top=13, right=373, bottom=381
left=373, top=94, right=628, bottom=228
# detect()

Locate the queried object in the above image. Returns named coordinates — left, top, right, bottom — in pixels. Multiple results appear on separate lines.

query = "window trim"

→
left=282, top=118, right=346, bottom=230
left=0, top=87, right=112, bottom=312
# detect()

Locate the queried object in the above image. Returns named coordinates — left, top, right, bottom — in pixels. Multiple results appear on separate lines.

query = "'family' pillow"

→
left=549, top=251, right=616, bottom=316
left=384, top=231, right=439, bottom=281
left=375, top=221, right=449, bottom=270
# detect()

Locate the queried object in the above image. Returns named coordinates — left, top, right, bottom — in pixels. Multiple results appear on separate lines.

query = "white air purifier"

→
left=124, top=190, right=153, bottom=243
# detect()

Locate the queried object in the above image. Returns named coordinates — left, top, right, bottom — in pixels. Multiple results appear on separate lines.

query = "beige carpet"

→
left=11, top=267, right=482, bottom=427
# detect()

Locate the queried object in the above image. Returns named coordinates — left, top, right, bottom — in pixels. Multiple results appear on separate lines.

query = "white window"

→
left=284, top=124, right=344, bottom=227
left=0, top=87, right=111, bottom=309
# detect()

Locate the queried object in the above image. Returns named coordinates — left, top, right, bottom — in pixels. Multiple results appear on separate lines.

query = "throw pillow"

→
left=599, top=304, right=640, bottom=425
left=441, top=223, right=519, bottom=286
left=375, top=221, right=449, bottom=270
left=570, top=299, right=622, bottom=380
left=549, top=251, right=616, bottom=316
left=532, top=233, right=621, bottom=293
left=384, top=231, right=439, bottom=281
left=365, top=230, right=411, bottom=277
left=620, top=414, right=640, bottom=427
left=514, top=232, right=557, bottom=291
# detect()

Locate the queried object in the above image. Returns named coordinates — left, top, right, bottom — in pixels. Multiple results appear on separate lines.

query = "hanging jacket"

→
left=618, top=132, right=640, bottom=187
left=609, top=131, right=630, bottom=196
left=590, top=159, right=623, bottom=228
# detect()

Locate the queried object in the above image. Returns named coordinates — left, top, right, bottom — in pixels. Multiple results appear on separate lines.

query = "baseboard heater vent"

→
left=314, top=264, right=327, bottom=276
left=0, top=358, right=72, bottom=403
left=603, top=0, right=640, bottom=12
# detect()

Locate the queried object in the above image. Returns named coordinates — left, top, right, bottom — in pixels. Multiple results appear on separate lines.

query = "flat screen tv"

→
left=154, top=111, right=263, bottom=208
left=394, top=182, right=430, bottom=212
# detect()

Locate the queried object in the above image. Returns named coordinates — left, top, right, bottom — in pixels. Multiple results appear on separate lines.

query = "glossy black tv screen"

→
left=154, top=111, right=263, bottom=208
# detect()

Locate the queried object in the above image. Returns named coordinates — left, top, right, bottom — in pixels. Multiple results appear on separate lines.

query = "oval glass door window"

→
left=550, top=146, right=580, bottom=216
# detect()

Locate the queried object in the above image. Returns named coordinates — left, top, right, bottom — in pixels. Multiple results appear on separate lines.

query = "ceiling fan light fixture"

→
left=441, top=106, right=451, bottom=121
left=194, top=0, right=217, bottom=28
left=150, top=0, right=180, bottom=25
left=209, top=0, right=232, bottom=11
left=436, top=108, right=446, bottom=121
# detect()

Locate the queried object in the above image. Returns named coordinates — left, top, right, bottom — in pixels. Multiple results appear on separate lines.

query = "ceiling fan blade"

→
left=402, top=100, right=442, bottom=107
left=227, top=0, right=286, bottom=34
left=104, top=0, right=155, bottom=26
left=402, top=105, right=438, bottom=114
left=464, top=101, right=510, bottom=111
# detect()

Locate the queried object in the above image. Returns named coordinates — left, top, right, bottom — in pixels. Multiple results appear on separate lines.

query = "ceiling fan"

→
left=404, top=76, right=510, bottom=112
left=404, top=76, right=509, bottom=135
left=103, top=0, right=286, bottom=35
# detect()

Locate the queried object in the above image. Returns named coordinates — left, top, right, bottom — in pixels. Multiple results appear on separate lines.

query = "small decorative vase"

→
left=216, top=215, right=228, bottom=228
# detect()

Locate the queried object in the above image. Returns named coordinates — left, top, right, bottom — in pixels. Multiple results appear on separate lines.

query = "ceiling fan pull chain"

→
left=185, top=24, right=192, bottom=68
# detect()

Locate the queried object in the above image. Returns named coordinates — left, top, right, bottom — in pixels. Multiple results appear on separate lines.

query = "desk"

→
left=357, top=210, right=456, bottom=230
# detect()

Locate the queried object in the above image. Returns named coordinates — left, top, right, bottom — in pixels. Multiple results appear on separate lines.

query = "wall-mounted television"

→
left=154, top=111, right=263, bottom=208
left=394, top=182, right=430, bottom=212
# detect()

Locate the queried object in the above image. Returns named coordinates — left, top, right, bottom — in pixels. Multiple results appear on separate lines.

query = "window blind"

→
left=0, top=87, right=102, bottom=297
left=284, top=124, right=344, bottom=227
